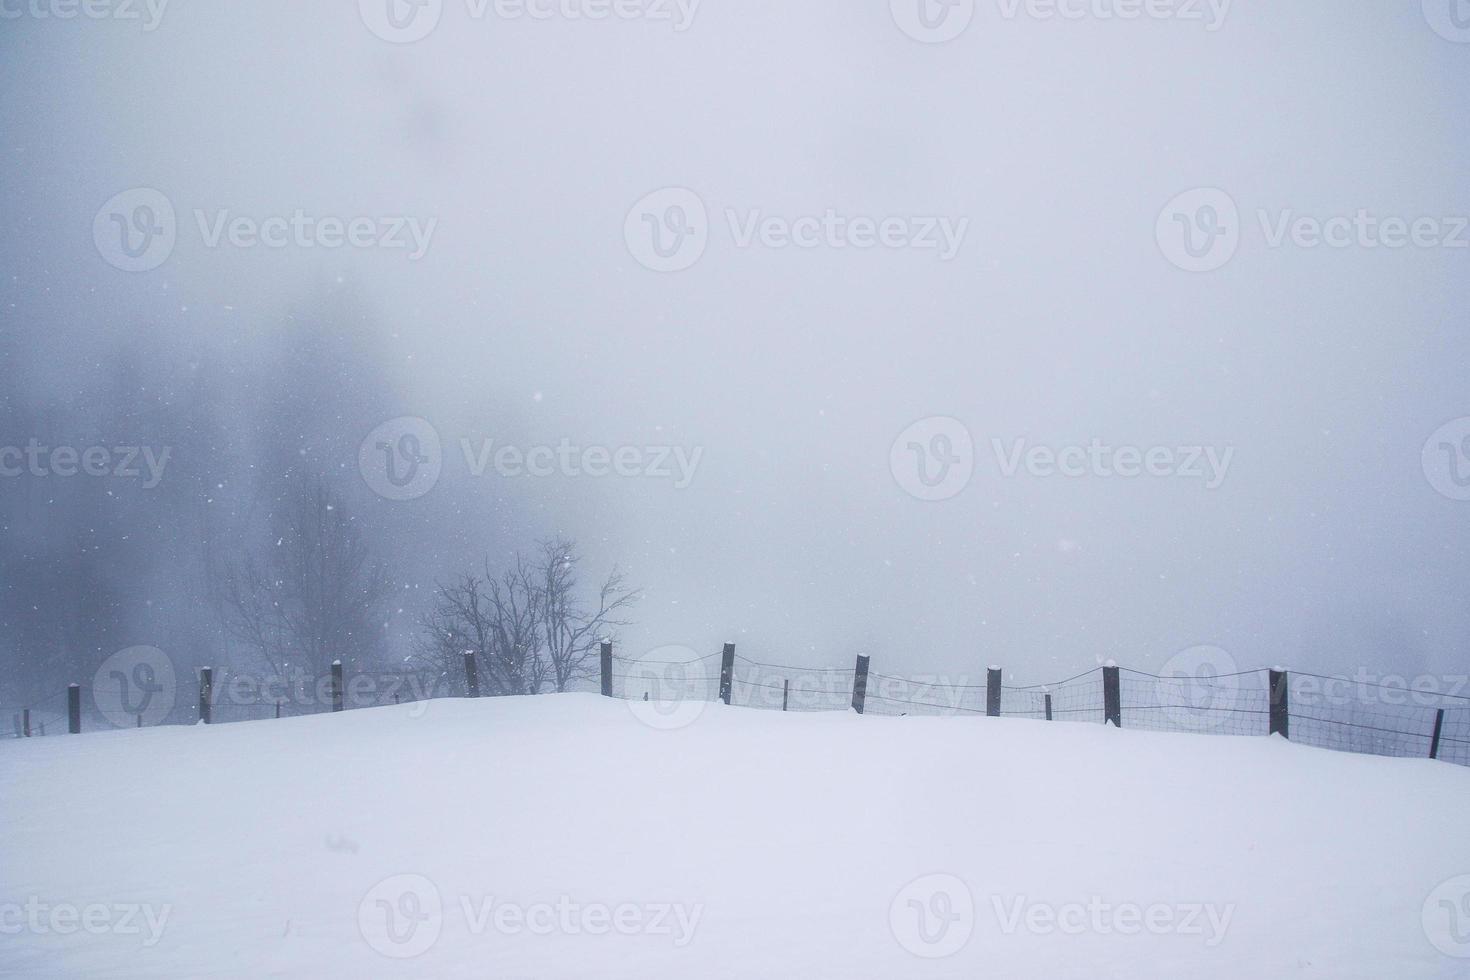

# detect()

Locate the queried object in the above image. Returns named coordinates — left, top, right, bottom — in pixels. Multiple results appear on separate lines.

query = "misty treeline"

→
left=0, top=287, right=636, bottom=715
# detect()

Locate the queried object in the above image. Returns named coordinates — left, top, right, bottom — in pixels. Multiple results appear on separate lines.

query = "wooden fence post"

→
left=198, top=668, right=213, bottom=725
left=1044, top=692, right=1053, bottom=721
left=852, top=655, right=871, bottom=715
left=600, top=641, right=613, bottom=697
left=1268, top=669, right=1289, bottom=739
left=782, top=679, right=790, bottom=712
left=22, top=708, right=31, bottom=738
left=1103, top=666, right=1121, bottom=728
left=718, top=643, right=735, bottom=706
left=1430, top=709, right=1445, bottom=760
left=275, top=700, right=282, bottom=720
left=331, top=661, right=344, bottom=712
left=986, top=667, right=1002, bottom=717
left=68, top=684, right=81, bottom=734
left=463, top=650, right=480, bottom=699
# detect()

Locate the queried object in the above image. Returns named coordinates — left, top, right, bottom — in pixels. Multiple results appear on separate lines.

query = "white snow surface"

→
left=3, top=694, right=1470, bottom=978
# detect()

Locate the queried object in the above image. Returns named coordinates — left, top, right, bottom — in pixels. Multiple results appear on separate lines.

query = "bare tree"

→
left=418, top=539, right=638, bottom=695
left=535, top=537, right=638, bottom=692
left=417, top=556, right=544, bottom=695
left=224, top=480, right=392, bottom=679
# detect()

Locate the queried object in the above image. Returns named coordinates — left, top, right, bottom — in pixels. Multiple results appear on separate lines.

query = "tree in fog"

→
left=417, top=539, right=638, bottom=695
left=224, top=479, right=392, bottom=677
left=535, top=537, right=638, bottom=692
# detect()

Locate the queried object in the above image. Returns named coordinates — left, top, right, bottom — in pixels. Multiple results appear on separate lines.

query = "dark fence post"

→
left=275, top=700, right=282, bottom=721
left=782, top=679, right=790, bottom=712
left=68, top=684, right=81, bottom=734
left=1103, top=666, right=1121, bottom=728
left=198, top=668, right=213, bottom=725
left=23, top=708, right=31, bottom=738
left=463, top=650, right=480, bottom=699
left=1044, top=692, right=1053, bottom=721
left=1268, top=669, right=1289, bottom=739
left=986, top=667, right=1002, bottom=717
left=331, top=661, right=344, bottom=712
left=1430, top=709, right=1445, bottom=760
left=852, top=655, right=871, bottom=714
left=718, top=643, right=735, bottom=705
left=600, top=641, right=613, bottom=697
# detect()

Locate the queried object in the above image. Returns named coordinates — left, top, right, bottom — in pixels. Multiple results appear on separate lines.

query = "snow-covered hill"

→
left=4, top=695, right=1470, bottom=978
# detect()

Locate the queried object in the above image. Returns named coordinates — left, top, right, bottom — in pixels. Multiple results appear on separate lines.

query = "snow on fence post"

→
left=68, top=684, right=81, bottom=734
left=198, top=668, right=213, bottom=725
left=1044, top=692, right=1053, bottom=721
left=851, top=655, right=871, bottom=715
left=782, top=679, right=790, bottom=712
left=11, top=713, right=19, bottom=738
left=718, top=643, right=735, bottom=706
left=331, top=661, right=344, bottom=713
left=986, top=667, right=1002, bottom=717
left=464, top=651, right=480, bottom=699
left=600, top=641, right=613, bottom=698
left=1268, top=669, right=1289, bottom=739
left=1102, top=666, right=1121, bottom=728
left=1430, top=709, right=1445, bottom=760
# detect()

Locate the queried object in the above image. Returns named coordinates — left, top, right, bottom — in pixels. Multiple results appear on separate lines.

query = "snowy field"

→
left=4, top=694, right=1470, bottom=978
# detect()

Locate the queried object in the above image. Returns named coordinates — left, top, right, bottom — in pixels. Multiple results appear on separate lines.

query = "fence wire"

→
left=9, top=653, right=1470, bottom=770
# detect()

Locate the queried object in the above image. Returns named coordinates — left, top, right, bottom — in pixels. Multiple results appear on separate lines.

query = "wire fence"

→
left=9, top=647, right=1470, bottom=769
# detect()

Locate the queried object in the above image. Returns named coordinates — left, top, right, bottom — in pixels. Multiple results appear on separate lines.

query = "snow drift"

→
left=3, top=694, right=1470, bottom=978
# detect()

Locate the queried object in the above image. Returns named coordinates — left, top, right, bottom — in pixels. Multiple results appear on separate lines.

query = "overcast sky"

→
left=4, top=0, right=1469, bottom=686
